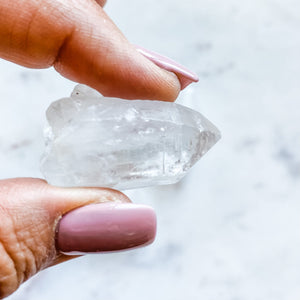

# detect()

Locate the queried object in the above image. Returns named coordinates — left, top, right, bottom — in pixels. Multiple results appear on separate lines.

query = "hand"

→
left=0, top=0, right=197, bottom=298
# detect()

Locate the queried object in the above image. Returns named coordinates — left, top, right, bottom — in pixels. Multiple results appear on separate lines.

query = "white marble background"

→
left=1, top=0, right=300, bottom=299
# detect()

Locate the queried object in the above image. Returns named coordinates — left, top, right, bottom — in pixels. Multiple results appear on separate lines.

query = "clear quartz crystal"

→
left=40, top=85, right=221, bottom=190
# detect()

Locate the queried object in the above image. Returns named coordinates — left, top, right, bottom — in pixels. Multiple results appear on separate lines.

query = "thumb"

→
left=0, top=178, right=156, bottom=298
left=0, top=0, right=198, bottom=101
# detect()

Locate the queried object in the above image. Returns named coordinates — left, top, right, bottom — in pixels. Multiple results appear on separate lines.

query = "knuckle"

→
left=0, top=241, right=19, bottom=299
left=0, top=179, right=57, bottom=297
left=0, top=0, right=74, bottom=68
left=0, top=210, right=39, bottom=298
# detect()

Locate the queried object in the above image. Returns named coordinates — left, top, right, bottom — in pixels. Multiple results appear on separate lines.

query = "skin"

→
left=0, top=0, right=181, bottom=298
left=0, top=0, right=180, bottom=100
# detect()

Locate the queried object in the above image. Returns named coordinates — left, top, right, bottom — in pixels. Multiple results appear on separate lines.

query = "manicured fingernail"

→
left=135, top=45, right=199, bottom=90
left=56, top=203, right=156, bottom=254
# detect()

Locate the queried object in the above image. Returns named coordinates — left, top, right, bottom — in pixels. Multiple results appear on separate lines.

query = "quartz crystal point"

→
left=40, top=85, right=221, bottom=190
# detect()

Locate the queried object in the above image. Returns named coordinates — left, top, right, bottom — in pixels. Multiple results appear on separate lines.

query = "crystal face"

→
left=40, top=85, right=221, bottom=190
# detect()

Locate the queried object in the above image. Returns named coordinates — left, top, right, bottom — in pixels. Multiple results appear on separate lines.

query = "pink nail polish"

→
left=56, top=203, right=157, bottom=255
left=135, top=45, right=199, bottom=90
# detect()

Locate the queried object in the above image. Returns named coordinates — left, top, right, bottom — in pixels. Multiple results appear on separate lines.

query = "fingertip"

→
left=135, top=45, right=199, bottom=92
left=52, top=7, right=182, bottom=102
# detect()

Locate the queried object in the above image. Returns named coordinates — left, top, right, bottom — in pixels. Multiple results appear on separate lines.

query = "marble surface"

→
left=1, top=0, right=300, bottom=299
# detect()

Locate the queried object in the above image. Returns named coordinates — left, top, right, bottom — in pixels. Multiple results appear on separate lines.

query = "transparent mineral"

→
left=40, top=85, right=221, bottom=190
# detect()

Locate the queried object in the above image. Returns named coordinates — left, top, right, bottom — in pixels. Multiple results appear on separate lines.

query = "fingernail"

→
left=56, top=203, right=157, bottom=254
left=135, top=45, right=199, bottom=90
